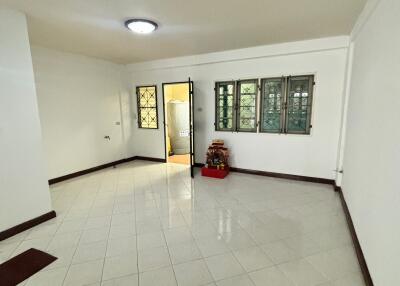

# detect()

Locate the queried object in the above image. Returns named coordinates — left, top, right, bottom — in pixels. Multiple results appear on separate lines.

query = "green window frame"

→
left=260, top=77, right=285, bottom=133
left=136, top=85, right=159, bottom=129
left=260, top=75, right=314, bottom=134
left=215, top=79, right=258, bottom=132
left=215, top=81, right=236, bottom=131
left=285, top=75, right=314, bottom=134
left=236, top=79, right=258, bottom=132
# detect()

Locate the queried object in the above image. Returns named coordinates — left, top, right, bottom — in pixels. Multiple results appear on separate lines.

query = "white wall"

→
left=0, top=10, right=52, bottom=231
left=127, top=37, right=349, bottom=179
left=31, top=47, right=132, bottom=179
left=340, top=0, right=400, bottom=284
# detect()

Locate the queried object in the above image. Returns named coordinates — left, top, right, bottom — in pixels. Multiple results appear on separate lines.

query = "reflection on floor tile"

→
left=173, top=259, right=213, bottom=286
left=139, top=266, right=177, bottom=286
left=4, top=161, right=363, bottom=285
left=233, top=246, right=274, bottom=272
left=64, top=259, right=103, bottom=286
left=205, top=252, right=245, bottom=280
left=103, top=251, right=138, bottom=280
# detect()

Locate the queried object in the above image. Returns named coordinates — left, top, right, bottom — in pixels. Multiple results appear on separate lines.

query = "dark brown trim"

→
left=135, top=156, right=166, bottom=163
left=194, top=164, right=333, bottom=185
left=48, top=156, right=167, bottom=185
left=230, top=167, right=334, bottom=184
left=48, top=157, right=136, bottom=185
left=0, top=248, right=57, bottom=285
left=188, top=77, right=195, bottom=178
left=0, top=211, right=56, bottom=241
left=333, top=182, right=341, bottom=192
left=162, top=81, right=189, bottom=85
left=338, top=188, right=374, bottom=286
left=161, top=83, right=168, bottom=161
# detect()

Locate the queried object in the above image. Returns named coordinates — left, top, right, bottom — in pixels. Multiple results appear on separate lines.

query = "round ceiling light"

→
left=125, top=19, right=158, bottom=34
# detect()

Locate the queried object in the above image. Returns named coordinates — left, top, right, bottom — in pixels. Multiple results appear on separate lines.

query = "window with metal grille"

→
left=136, top=85, right=158, bottom=129
left=260, top=75, right=314, bottom=134
left=215, top=80, right=258, bottom=132
left=286, top=75, right=314, bottom=134
left=215, top=81, right=235, bottom=131
left=260, top=77, right=284, bottom=133
left=237, top=79, right=258, bottom=132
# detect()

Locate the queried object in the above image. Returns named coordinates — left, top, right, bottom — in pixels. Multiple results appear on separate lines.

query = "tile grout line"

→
left=28, top=178, right=90, bottom=284
left=149, top=165, right=181, bottom=286
left=99, top=168, right=120, bottom=284
left=60, top=170, right=106, bottom=286
left=133, top=167, right=141, bottom=285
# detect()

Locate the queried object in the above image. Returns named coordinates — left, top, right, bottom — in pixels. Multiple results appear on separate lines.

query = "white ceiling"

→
left=0, top=0, right=366, bottom=64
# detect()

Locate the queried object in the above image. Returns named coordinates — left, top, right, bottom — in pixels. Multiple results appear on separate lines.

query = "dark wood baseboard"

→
left=0, top=248, right=57, bottom=285
left=48, top=157, right=136, bottom=185
left=338, top=187, right=374, bottom=286
left=135, top=156, right=166, bottom=163
left=194, top=163, right=333, bottom=185
left=230, top=167, right=334, bottom=185
left=333, top=182, right=341, bottom=192
left=0, top=211, right=56, bottom=241
left=48, top=156, right=166, bottom=185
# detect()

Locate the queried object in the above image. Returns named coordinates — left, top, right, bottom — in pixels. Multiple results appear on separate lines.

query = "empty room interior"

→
left=0, top=0, right=398, bottom=285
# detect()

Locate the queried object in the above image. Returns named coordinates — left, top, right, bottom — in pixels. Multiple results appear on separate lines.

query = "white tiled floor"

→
left=0, top=161, right=365, bottom=286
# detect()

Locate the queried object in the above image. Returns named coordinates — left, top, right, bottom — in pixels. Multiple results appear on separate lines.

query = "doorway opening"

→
left=162, top=82, right=191, bottom=165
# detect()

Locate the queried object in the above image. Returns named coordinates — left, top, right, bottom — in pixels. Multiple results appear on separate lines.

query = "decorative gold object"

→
left=205, top=140, right=229, bottom=169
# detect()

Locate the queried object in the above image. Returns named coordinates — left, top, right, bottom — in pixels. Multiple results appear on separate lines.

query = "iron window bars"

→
left=215, top=79, right=258, bottom=132
left=136, top=85, right=159, bottom=129
left=215, top=75, right=314, bottom=134
left=260, top=75, right=314, bottom=134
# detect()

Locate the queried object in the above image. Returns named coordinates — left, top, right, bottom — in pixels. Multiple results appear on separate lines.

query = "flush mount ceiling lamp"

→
left=125, top=19, right=158, bottom=34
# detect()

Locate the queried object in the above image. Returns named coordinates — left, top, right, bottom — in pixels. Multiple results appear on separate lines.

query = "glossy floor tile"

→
left=0, top=161, right=364, bottom=285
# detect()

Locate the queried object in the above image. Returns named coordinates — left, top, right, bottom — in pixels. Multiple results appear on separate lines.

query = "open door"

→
left=188, top=78, right=195, bottom=178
